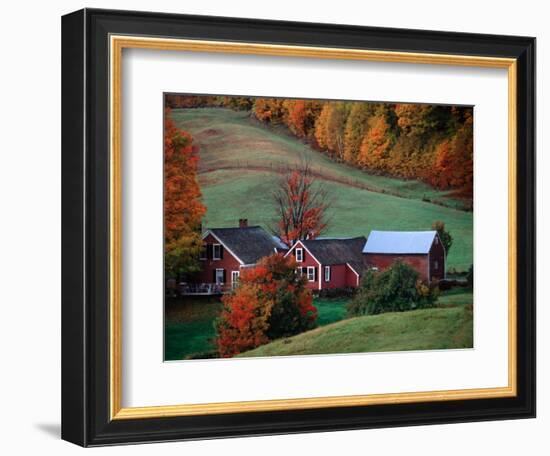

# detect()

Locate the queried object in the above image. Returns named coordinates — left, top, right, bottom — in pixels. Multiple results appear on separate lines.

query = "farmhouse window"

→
left=307, top=266, right=316, bottom=282
left=324, top=266, right=331, bottom=282
left=231, top=270, right=240, bottom=289
left=434, top=261, right=438, bottom=270
left=214, top=268, right=225, bottom=284
left=295, top=248, right=303, bottom=262
left=213, top=244, right=222, bottom=260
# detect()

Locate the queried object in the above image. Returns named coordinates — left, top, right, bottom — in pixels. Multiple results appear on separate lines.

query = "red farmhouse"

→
left=362, top=230, right=445, bottom=283
left=187, top=219, right=286, bottom=294
left=284, top=237, right=367, bottom=291
left=181, top=224, right=446, bottom=294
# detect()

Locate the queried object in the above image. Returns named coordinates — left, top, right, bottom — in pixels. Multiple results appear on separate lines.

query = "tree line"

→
left=166, top=94, right=474, bottom=201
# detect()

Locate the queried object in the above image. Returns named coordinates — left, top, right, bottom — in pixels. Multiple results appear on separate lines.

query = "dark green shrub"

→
left=347, top=261, right=439, bottom=317
left=318, top=287, right=356, bottom=299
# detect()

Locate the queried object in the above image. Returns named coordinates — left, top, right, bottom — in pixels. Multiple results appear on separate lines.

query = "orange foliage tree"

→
left=252, top=98, right=286, bottom=123
left=431, top=112, right=473, bottom=195
left=164, top=109, right=206, bottom=278
left=343, top=102, right=376, bottom=163
left=314, top=102, right=350, bottom=159
left=357, top=114, right=393, bottom=171
left=163, top=94, right=474, bottom=206
left=283, top=99, right=323, bottom=139
left=216, top=254, right=317, bottom=357
left=283, top=99, right=308, bottom=137
left=314, top=103, right=331, bottom=149
left=272, top=163, right=331, bottom=246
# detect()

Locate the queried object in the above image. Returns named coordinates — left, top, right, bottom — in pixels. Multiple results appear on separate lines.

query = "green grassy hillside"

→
left=239, top=305, right=473, bottom=358
left=165, top=296, right=351, bottom=361
left=171, top=108, right=473, bottom=271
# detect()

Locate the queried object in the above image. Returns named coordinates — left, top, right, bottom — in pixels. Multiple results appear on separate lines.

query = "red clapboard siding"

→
left=321, top=263, right=347, bottom=289
left=366, top=254, right=430, bottom=282
left=196, top=233, right=242, bottom=291
left=289, top=242, right=320, bottom=290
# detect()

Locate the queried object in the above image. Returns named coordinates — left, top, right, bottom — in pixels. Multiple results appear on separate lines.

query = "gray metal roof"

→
left=301, top=237, right=367, bottom=266
left=207, top=226, right=284, bottom=264
left=271, top=235, right=289, bottom=250
left=363, top=230, right=437, bottom=255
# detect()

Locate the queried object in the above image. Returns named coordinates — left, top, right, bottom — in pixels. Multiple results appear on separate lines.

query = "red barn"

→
left=284, top=237, right=367, bottom=291
left=183, top=220, right=287, bottom=294
left=362, top=230, right=445, bottom=283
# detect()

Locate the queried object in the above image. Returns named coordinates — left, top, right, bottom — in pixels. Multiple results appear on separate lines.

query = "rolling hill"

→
left=170, top=108, right=473, bottom=271
left=238, top=305, right=473, bottom=358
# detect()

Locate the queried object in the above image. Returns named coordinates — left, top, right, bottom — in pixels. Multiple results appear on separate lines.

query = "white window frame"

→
left=213, top=243, right=222, bottom=260
left=215, top=268, right=225, bottom=284
left=231, top=270, right=240, bottom=289
left=295, top=247, right=303, bottom=262
left=324, top=265, right=331, bottom=282
left=296, top=267, right=303, bottom=277
left=307, top=266, right=315, bottom=282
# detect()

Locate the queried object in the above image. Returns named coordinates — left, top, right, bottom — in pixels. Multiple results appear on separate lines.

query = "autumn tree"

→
left=313, top=102, right=350, bottom=159
left=164, top=109, right=206, bottom=278
left=252, top=98, right=286, bottom=123
left=216, top=254, right=317, bottom=357
left=283, top=99, right=307, bottom=137
left=314, top=103, right=330, bottom=149
left=357, top=114, right=393, bottom=171
left=431, top=111, right=473, bottom=195
left=325, top=102, right=350, bottom=159
left=431, top=221, right=453, bottom=255
left=343, top=102, right=376, bottom=163
left=272, top=163, right=331, bottom=246
left=163, top=95, right=474, bottom=207
left=283, top=99, right=323, bottom=138
left=220, top=96, right=254, bottom=111
left=395, top=104, right=454, bottom=140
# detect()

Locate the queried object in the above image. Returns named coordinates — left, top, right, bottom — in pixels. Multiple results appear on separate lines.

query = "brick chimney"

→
left=239, top=218, right=248, bottom=228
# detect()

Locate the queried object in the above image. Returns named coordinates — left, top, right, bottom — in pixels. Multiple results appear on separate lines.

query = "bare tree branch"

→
left=271, top=160, right=332, bottom=245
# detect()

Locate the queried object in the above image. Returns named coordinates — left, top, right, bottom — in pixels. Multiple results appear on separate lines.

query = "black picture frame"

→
left=62, top=8, right=536, bottom=447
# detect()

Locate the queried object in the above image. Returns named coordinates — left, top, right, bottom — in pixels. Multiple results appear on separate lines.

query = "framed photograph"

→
left=61, top=8, right=535, bottom=446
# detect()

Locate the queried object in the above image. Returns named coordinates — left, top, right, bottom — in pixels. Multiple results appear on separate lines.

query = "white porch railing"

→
left=178, top=282, right=226, bottom=295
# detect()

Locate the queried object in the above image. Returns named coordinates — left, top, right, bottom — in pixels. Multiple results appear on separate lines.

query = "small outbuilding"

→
left=362, top=230, right=445, bottom=283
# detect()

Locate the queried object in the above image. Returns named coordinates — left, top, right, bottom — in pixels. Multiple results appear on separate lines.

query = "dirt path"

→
left=199, top=163, right=467, bottom=211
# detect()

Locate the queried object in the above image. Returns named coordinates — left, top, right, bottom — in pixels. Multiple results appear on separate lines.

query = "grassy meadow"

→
left=239, top=305, right=473, bottom=358
left=165, top=296, right=352, bottom=361
left=170, top=108, right=473, bottom=271
left=164, top=289, right=473, bottom=360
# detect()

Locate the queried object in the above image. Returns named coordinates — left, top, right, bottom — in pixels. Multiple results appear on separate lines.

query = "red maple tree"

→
left=164, top=108, right=206, bottom=277
left=273, top=163, right=331, bottom=246
left=216, top=254, right=317, bottom=357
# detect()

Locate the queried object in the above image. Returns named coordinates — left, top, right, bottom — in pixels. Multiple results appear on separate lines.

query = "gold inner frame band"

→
left=109, top=35, right=517, bottom=420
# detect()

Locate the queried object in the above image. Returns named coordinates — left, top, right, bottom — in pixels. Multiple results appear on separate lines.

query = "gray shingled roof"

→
left=208, top=226, right=285, bottom=264
left=363, top=230, right=437, bottom=254
left=301, top=237, right=367, bottom=267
